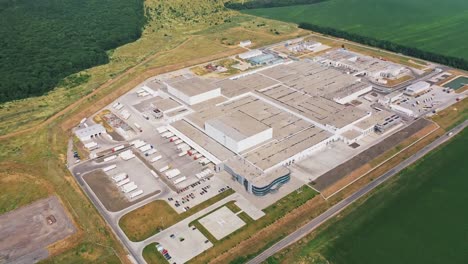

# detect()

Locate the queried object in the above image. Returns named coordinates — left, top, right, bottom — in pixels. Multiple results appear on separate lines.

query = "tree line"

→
left=0, top=0, right=146, bottom=103
left=225, top=0, right=327, bottom=10
left=299, top=22, right=468, bottom=71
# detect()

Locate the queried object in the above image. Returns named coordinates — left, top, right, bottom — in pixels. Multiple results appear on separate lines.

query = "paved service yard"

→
left=156, top=225, right=213, bottom=264
left=199, top=206, right=246, bottom=240
left=0, top=196, right=76, bottom=264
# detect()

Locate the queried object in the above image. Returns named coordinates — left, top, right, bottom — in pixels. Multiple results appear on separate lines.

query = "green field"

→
left=244, top=0, right=468, bottom=60
left=267, top=128, right=468, bottom=264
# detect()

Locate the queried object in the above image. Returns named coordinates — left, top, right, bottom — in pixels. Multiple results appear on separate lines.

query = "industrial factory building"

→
left=151, top=58, right=395, bottom=196
left=75, top=124, right=106, bottom=142
left=166, top=77, right=221, bottom=105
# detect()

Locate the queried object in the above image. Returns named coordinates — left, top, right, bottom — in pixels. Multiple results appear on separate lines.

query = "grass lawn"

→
left=244, top=0, right=468, bottom=61
left=431, top=98, right=468, bottom=130
left=0, top=172, right=50, bottom=214
left=142, top=243, right=168, bottom=264
left=267, top=128, right=468, bottom=264
left=119, top=189, right=234, bottom=242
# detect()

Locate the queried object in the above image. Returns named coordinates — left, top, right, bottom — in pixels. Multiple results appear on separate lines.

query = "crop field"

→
left=244, top=0, right=468, bottom=60
left=267, top=128, right=468, bottom=264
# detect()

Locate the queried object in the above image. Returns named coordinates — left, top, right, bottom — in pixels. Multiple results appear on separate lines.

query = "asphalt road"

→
left=247, top=120, right=467, bottom=264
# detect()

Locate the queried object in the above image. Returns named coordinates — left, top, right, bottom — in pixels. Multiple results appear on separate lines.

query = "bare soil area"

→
left=0, top=196, right=76, bottom=264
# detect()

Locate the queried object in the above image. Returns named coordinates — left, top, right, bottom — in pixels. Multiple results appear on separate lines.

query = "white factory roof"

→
left=206, top=110, right=271, bottom=141
left=239, top=49, right=263, bottom=60
left=75, top=124, right=106, bottom=139
left=168, top=77, right=219, bottom=97
left=406, top=81, right=430, bottom=93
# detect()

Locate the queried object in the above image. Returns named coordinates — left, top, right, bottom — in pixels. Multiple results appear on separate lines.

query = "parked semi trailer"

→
left=129, top=190, right=144, bottom=199
left=112, top=172, right=127, bottom=182
left=103, top=164, right=117, bottom=172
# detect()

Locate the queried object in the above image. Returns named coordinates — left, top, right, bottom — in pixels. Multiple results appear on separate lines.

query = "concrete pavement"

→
left=247, top=120, right=467, bottom=264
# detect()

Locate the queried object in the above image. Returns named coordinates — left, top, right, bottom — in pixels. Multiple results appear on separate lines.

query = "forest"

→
left=299, top=23, right=468, bottom=71
left=225, top=0, right=326, bottom=10
left=0, top=0, right=146, bottom=103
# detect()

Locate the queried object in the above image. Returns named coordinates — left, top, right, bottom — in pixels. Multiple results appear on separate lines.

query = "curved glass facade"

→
left=251, top=173, right=290, bottom=196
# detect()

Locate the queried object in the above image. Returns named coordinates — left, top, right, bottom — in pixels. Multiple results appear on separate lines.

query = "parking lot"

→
left=392, top=85, right=459, bottom=117
left=82, top=151, right=164, bottom=212
left=166, top=176, right=233, bottom=214
left=156, top=225, right=213, bottom=264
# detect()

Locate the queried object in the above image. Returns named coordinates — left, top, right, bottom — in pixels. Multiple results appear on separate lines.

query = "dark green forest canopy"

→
left=0, top=0, right=146, bottom=103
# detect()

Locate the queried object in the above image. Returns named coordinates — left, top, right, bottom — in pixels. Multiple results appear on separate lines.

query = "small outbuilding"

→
left=75, top=124, right=106, bottom=141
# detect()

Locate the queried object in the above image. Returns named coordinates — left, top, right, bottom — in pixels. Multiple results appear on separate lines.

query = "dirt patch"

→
left=83, top=170, right=158, bottom=212
left=0, top=196, right=76, bottom=264
left=312, top=118, right=433, bottom=191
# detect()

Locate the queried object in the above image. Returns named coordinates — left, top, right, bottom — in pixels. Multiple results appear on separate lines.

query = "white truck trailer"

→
left=165, top=169, right=181, bottom=179
left=159, top=165, right=169, bottom=173
left=112, top=145, right=125, bottom=152
left=157, top=126, right=168, bottom=134
left=102, top=164, right=117, bottom=172
left=145, top=148, right=157, bottom=155
left=139, top=144, right=152, bottom=153
left=121, top=182, right=137, bottom=193
left=176, top=143, right=189, bottom=150
left=119, top=150, right=135, bottom=161
left=173, top=176, right=187, bottom=185
left=116, top=178, right=131, bottom=187
left=129, top=190, right=144, bottom=199
left=150, top=155, right=162, bottom=163
left=112, top=172, right=127, bottom=182
left=103, top=155, right=117, bottom=162
left=131, top=139, right=146, bottom=148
